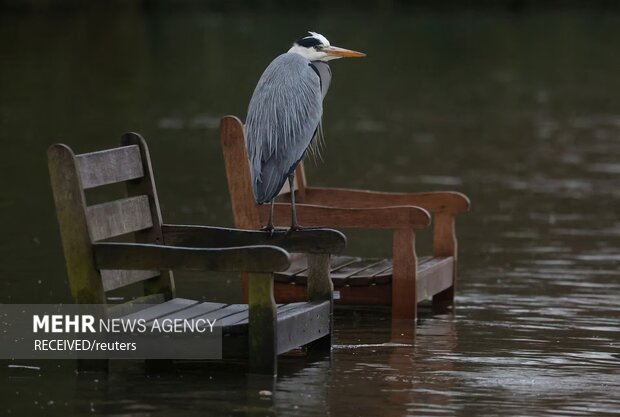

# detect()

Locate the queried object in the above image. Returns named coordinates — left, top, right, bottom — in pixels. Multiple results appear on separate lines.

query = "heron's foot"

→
left=261, top=225, right=288, bottom=236
left=260, top=225, right=276, bottom=236
left=288, top=224, right=304, bottom=233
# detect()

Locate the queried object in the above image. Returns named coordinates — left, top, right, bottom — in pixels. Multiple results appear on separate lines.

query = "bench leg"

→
left=248, top=272, right=277, bottom=375
left=391, top=228, right=418, bottom=321
left=306, top=254, right=333, bottom=356
left=432, top=213, right=457, bottom=312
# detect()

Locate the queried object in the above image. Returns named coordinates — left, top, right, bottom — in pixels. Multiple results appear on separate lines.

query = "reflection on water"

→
left=1, top=8, right=619, bottom=417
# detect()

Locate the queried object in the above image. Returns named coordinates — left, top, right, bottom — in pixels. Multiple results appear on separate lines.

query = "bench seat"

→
left=271, top=255, right=454, bottom=305
left=115, top=298, right=332, bottom=356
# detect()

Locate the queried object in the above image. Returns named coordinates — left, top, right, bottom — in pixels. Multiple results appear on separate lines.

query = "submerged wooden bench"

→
left=48, top=133, right=346, bottom=375
left=220, top=115, right=470, bottom=321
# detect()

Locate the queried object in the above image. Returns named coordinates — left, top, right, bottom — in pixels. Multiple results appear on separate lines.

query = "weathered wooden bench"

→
left=220, top=115, right=470, bottom=321
left=48, top=133, right=346, bottom=375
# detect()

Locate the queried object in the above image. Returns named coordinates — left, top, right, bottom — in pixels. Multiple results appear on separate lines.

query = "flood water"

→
left=1, top=7, right=619, bottom=416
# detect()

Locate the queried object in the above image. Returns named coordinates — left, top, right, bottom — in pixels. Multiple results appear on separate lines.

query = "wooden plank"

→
left=272, top=281, right=393, bottom=305
left=121, top=298, right=198, bottom=321
left=418, top=256, right=434, bottom=266
left=337, top=284, right=392, bottom=305
left=419, top=256, right=451, bottom=272
left=294, top=162, right=307, bottom=201
left=152, top=301, right=227, bottom=321
left=259, top=203, right=431, bottom=230
left=93, top=242, right=291, bottom=273
left=122, top=133, right=176, bottom=299
left=161, top=224, right=346, bottom=255
left=346, top=259, right=391, bottom=286
left=273, top=284, right=305, bottom=304
left=391, top=228, right=417, bottom=320
left=276, top=302, right=308, bottom=314
left=293, top=255, right=359, bottom=284
left=195, top=304, right=248, bottom=324
left=351, top=259, right=392, bottom=277
left=216, top=308, right=252, bottom=328
left=273, top=255, right=441, bottom=302
left=328, top=255, right=360, bottom=271
left=106, top=293, right=166, bottom=318
left=274, top=256, right=308, bottom=283
left=331, top=259, right=381, bottom=279
left=304, top=188, right=470, bottom=215
left=101, top=269, right=160, bottom=292
left=220, top=116, right=262, bottom=229
left=76, top=145, right=144, bottom=190
left=276, top=301, right=331, bottom=354
left=277, top=255, right=357, bottom=283
left=349, top=256, right=433, bottom=286
left=417, top=257, right=454, bottom=303
left=373, top=266, right=393, bottom=285
left=48, top=144, right=105, bottom=304
left=86, top=195, right=153, bottom=241
left=432, top=213, right=457, bottom=306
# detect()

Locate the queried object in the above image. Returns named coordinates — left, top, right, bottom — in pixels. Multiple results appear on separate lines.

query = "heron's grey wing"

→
left=246, top=53, right=323, bottom=204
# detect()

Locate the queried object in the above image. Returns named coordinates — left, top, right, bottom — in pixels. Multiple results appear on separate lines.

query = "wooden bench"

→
left=47, top=133, right=346, bottom=375
left=220, top=115, right=470, bottom=321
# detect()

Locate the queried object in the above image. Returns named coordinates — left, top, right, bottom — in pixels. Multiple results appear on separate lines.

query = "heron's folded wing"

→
left=246, top=53, right=324, bottom=203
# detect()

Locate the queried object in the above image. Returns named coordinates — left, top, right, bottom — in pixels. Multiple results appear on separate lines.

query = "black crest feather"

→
left=295, top=36, right=322, bottom=48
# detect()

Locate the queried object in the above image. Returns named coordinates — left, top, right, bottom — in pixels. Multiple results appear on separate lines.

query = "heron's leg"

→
left=288, top=174, right=301, bottom=231
left=261, top=200, right=275, bottom=235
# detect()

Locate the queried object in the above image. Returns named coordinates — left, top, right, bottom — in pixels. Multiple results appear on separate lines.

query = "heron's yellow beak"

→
left=324, top=46, right=366, bottom=58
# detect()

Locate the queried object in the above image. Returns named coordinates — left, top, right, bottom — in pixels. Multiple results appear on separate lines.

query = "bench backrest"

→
left=220, top=115, right=307, bottom=229
left=48, top=133, right=174, bottom=304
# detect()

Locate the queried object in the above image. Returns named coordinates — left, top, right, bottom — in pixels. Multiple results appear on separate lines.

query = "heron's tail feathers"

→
left=252, top=162, right=289, bottom=204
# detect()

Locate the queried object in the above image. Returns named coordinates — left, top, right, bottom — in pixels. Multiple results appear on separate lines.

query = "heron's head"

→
left=288, top=32, right=366, bottom=62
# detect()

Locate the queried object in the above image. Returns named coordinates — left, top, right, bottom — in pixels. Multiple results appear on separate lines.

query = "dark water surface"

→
left=1, top=9, right=619, bottom=416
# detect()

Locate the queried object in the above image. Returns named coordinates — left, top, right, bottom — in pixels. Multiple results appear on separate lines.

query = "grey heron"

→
left=246, top=31, right=365, bottom=231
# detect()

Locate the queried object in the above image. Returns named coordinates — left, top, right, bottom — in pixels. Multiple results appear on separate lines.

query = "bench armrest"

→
left=258, top=203, right=431, bottom=230
left=304, top=187, right=470, bottom=215
left=161, top=224, right=346, bottom=254
left=92, top=242, right=290, bottom=273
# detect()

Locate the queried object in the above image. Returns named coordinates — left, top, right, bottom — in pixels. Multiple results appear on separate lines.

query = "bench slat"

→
left=86, top=195, right=153, bottom=241
left=273, top=255, right=449, bottom=288
left=416, top=257, right=454, bottom=302
left=345, top=260, right=392, bottom=286
left=101, top=269, right=160, bottom=291
left=195, top=304, right=248, bottom=323
left=121, top=298, right=198, bottom=321
left=76, top=145, right=144, bottom=190
left=224, top=300, right=331, bottom=345
left=279, top=256, right=309, bottom=278
left=275, top=255, right=359, bottom=283
left=149, top=302, right=228, bottom=321
left=293, top=255, right=360, bottom=284
left=224, top=302, right=313, bottom=331
left=276, top=301, right=331, bottom=353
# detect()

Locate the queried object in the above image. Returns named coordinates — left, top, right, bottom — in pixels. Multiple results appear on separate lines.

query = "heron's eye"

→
left=313, top=45, right=324, bottom=51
